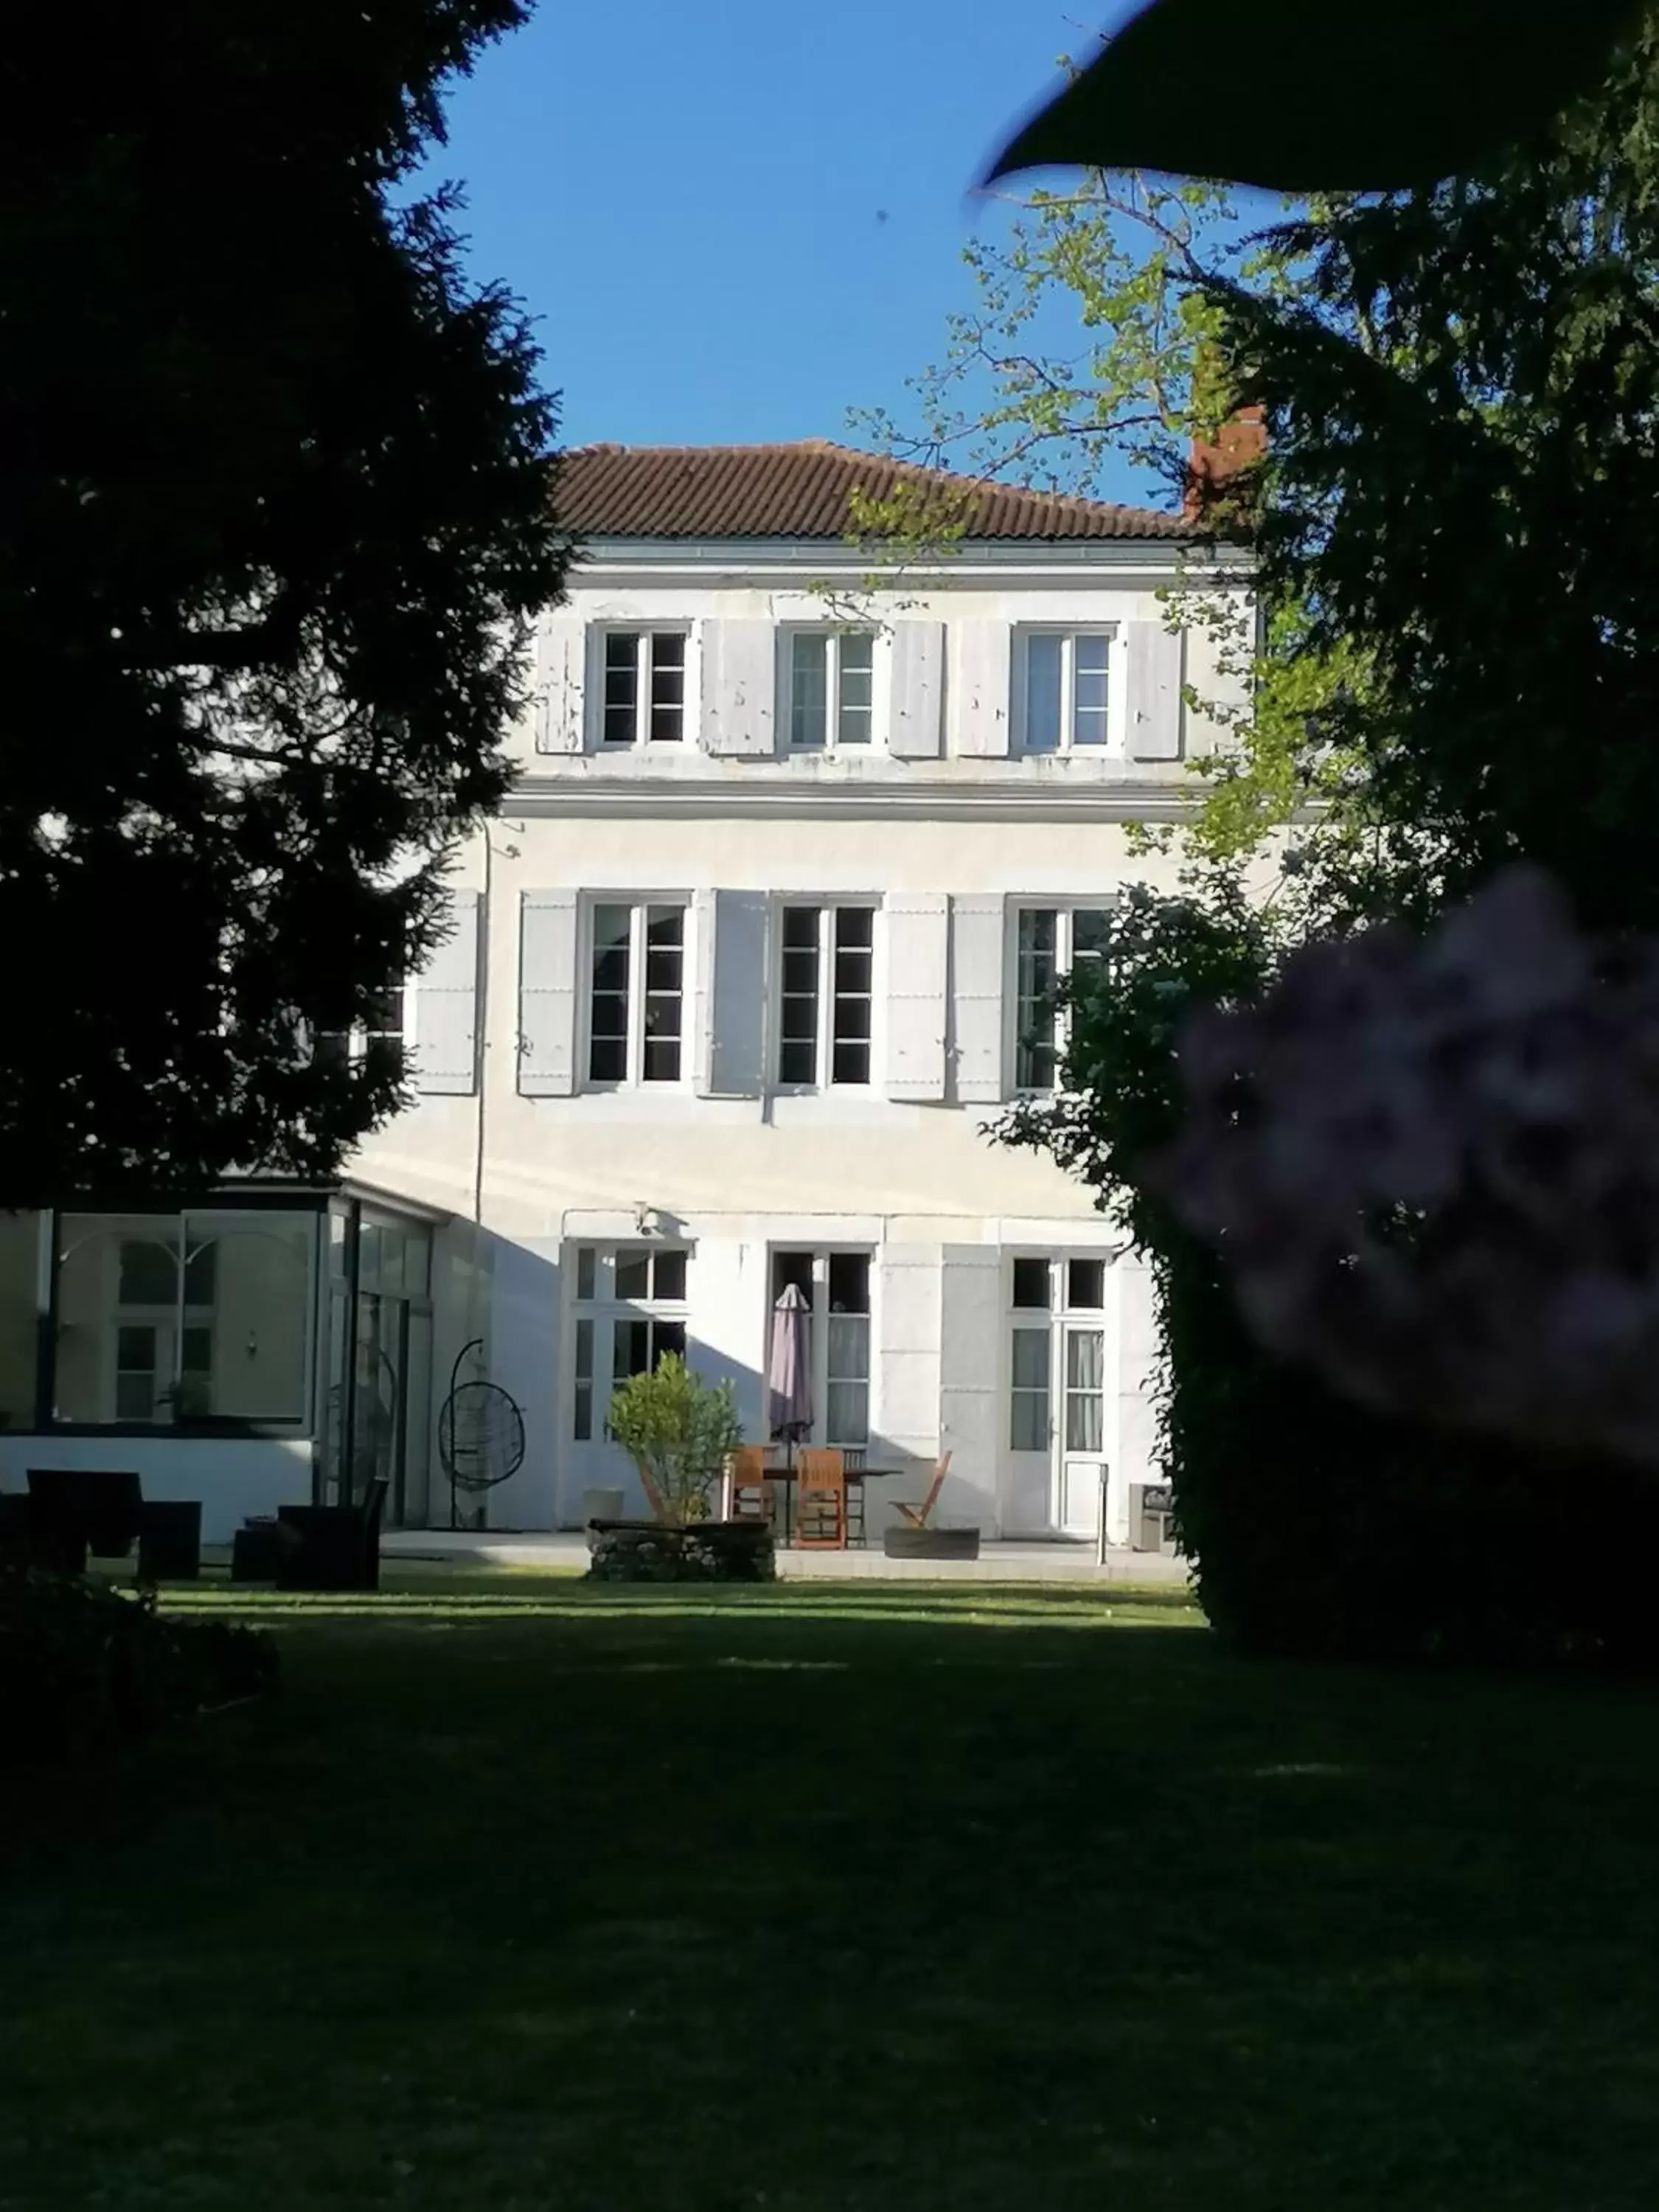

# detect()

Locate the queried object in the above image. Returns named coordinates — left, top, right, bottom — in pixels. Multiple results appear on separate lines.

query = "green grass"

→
left=5, top=1571, right=1659, bottom=2210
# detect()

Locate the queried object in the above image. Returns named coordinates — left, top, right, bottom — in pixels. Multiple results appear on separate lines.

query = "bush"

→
left=587, top=1522, right=776, bottom=1584
left=1, top=1568, right=278, bottom=1764
left=603, top=1354, right=743, bottom=1524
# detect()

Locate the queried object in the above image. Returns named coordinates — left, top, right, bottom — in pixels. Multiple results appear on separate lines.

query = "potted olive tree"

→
left=592, top=1355, right=773, bottom=1582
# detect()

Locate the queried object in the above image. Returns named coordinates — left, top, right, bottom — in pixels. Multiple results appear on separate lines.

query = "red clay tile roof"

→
left=553, top=440, right=1192, bottom=543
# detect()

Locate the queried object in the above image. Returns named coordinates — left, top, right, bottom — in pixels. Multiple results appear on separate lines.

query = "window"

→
left=769, top=1249, right=871, bottom=1447
left=1020, top=630, right=1114, bottom=754
left=601, top=630, right=686, bottom=748
left=1007, top=1254, right=1111, bottom=1457
left=314, top=984, right=406, bottom=1071
left=588, top=902, right=686, bottom=1085
left=1015, top=906, right=1111, bottom=1092
left=568, top=1242, right=692, bottom=1443
left=54, top=1211, right=314, bottom=1427
left=787, top=630, right=874, bottom=750
left=778, top=905, right=874, bottom=1087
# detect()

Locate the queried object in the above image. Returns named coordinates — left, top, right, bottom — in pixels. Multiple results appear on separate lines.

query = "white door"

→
left=1057, top=1320, right=1107, bottom=1537
left=564, top=1242, right=689, bottom=1520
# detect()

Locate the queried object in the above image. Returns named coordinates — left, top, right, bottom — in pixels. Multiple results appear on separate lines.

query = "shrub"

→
left=603, top=1354, right=743, bottom=1524
left=1, top=1568, right=278, bottom=1764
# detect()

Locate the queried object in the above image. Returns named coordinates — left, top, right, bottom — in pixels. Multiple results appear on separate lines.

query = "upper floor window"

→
left=602, top=629, right=686, bottom=748
left=787, top=630, right=874, bottom=751
left=314, top=984, right=405, bottom=1071
left=1020, top=630, right=1114, bottom=754
left=778, top=905, right=874, bottom=1088
left=1015, top=906, right=1110, bottom=1091
left=588, top=902, right=686, bottom=1086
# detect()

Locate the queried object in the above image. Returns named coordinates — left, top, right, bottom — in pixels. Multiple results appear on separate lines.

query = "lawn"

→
left=4, top=1571, right=1659, bottom=2211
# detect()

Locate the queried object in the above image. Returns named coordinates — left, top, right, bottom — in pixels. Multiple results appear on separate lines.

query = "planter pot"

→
left=883, top=1526, right=981, bottom=1562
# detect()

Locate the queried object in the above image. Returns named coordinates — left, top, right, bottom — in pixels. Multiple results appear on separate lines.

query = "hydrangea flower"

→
left=1156, top=865, right=1659, bottom=1464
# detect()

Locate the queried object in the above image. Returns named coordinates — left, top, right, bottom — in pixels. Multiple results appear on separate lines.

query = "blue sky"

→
left=425, top=2, right=1153, bottom=493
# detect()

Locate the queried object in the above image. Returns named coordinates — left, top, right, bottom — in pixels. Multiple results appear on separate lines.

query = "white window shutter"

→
left=535, top=611, right=587, bottom=755
left=883, top=893, right=948, bottom=1102
left=939, top=1245, right=1003, bottom=1515
left=1127, top=619, right=1185, bottom=761
left=697, top=889, right=769, bottom=1096
left=518, top=889, right=579, bottom=1096
left=700, top=619, right=776, bottom=757
left=950, top=895, right=1006, bottom=1105
left=410, top=890, right=479, bottom=1096
left=885, top=620, right=945, bottom=759
left=955, top=622, right=1012, bottom=757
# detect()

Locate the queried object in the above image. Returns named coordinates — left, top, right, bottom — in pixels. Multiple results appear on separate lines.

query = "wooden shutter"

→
left=410, top=890, right=479, bottom=1096
left=534, top=611, right=586, bottom=755
left=950, top=894, right=1006, bottom=1105
left=1127, top=619, right=1184, bottom=761
left=695, top=889, right=769, bottom=1096
left=700, top=619, right=777, bottom=757
left=955, top=622, right=1012, bottom=757
left=939, top=1245, right=1004, bottom=1523
left=517, top=889, right=579, bottom=1096
left=885, top=620, right=945, bottom=759
left=883, top=893, right=948, bottom=1102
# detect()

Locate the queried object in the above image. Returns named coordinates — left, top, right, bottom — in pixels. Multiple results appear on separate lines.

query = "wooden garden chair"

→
left=794, top=1448, right=847, bottom=1549
left=891, top=1450, right=953, bottom=1531
left=723, top=1447, right=776, bottom=1528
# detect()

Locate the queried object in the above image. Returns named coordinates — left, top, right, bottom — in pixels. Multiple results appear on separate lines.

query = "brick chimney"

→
left=1183, top=404, right=1267, bottom=523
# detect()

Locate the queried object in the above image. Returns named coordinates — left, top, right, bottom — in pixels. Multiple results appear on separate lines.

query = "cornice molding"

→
left=506, top=774, right=1202, bottom=824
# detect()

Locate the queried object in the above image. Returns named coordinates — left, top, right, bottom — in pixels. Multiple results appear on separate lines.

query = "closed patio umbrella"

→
left=768, top=1282, right=813, bottom=1450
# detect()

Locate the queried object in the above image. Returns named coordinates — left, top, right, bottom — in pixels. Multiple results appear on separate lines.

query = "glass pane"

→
left=1072, top=909, right=1112, bottom=964
left=779, top=908, right=821, bottom=1084
left=603, top=633, right=639, bottom=746
left=400, top=1225, right=431, bottom=1300
left=771, top=1250, right=814, bottom=1304
left=650, top=631, right=685, bottom=742
left=574, top=1317, right=594, bottom=1382
left=830, top=1038, right=870, bottom=1085
left=1068, top=1258, right=1106, bottom=1310
left=615, top=1253, right=650, bottom=1300
left=832, top=908, right=873, bottom=1084
left=836, top=905, right=874, bottom=949
left=1067, top=1329, right=1105, bottom=1391
left=836, top=633, right=874, bottom=744
left=827, top=1315, right=869, bottom=1383
left=653, top=1320, right=687, bottom=1366
left=644, top=907, right=683, bottom=1083
left=613, top=1318, right=650, bottom=1380
left=118, top=1234, right=178, bottom=1307
left=1011, top=1326, right=1050, bottom=1389
left=826, top=1379, right=869, bottom=1447
left=827, top=1252, right=869, bottom=1314
left=402, top=1307, right=434, bottom=1526
left=1011, top=1389, right=1049, bottom=1453
left=575, top=1247, right=597, bottom=1302
left=186, top=1216, right=312, bottom=1421
left=1072, top=633, right=1110, bottom=745
left=790, top=633, right=828, bottom=748
left=573, top=1382, right=593, bottom=1444
left=1025, top=634, right=1062, bottom=753
left=1065, top=1388, right=1105, bottom=1455
left=116, top=1370, right=159, bottom=1422
left=1016, top=908, right=1060, bottom=1091
left=0, top=1211, right=38, bottom=1429
left=652, top=1249, right=688, bottom=1302
left=589, top=905, right=631, bottom=1082
left=353, top=1293, right=401, bottom=1502
left=1012, top=1257, right=1051, bottom=1310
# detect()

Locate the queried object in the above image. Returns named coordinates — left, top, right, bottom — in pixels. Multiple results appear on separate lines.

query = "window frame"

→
left=767, top=1246, right=873, bottom=1450
left=782, top=626, right=879, bottom=754
left=593, top=625, right=692, bottom=752
left=582, top=896, right=691, bottom=1092
left=1004, top=1251, right=1113, bottom=1460
left=1013, top=625, right=1122, bottom=757
left=773, top=900, right=877, bottom=1093
left=567, top=1241, right=693, bottom=1444
left=1009, top=902, right=1113, bottom=1096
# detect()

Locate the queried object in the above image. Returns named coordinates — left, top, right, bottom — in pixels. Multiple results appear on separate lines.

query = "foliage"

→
left=586, top=1522, right=776, bottom=1582
left=603, top=1355, right=744, bottom=1526
left=987, top=1, right=1641, bottom=193
left=1207, top=17, right=1659, bottom=940
left=1, top=1568, right=278, bottom=1764
left=1, top=6, right=563, bottom=1198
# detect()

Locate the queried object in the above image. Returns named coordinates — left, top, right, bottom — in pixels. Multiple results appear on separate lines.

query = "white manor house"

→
left=0, top=442, right=1253, bottom=1548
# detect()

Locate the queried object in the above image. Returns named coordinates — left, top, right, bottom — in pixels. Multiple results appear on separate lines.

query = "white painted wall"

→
left=0, top=1434, right=315, bottom=1546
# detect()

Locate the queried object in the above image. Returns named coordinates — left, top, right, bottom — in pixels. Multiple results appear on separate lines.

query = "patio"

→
left=380, top=1526, right=1193, bottom=1585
